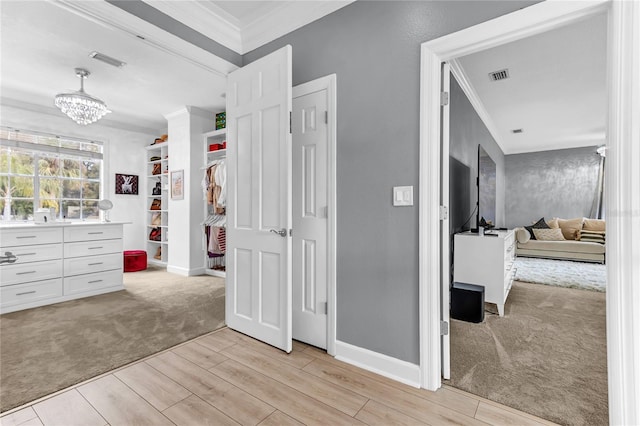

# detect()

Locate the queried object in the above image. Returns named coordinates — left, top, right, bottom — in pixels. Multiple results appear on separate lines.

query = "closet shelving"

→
left=145, top=142, right=169, bottom=265
left=203, top=128, right=226, bottom=277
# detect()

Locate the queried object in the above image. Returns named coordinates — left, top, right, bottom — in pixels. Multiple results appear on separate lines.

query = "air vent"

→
left=89, top=51, right=126, bottom=68
left=512, top=129, right=523, bottom=134
left=489, top=69, right=509, bottom=81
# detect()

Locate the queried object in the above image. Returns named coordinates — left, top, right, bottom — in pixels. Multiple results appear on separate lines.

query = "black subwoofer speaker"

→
left=451, top=282, right=485, bottom=323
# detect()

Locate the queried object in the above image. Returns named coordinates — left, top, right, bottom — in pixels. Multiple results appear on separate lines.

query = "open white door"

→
left=441, top=62, right=451, bottom=379
left=226, top=45, right=293, bottom=353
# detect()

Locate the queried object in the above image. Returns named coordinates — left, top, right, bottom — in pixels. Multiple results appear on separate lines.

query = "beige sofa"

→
left=515, top=218, right=605, bottom=264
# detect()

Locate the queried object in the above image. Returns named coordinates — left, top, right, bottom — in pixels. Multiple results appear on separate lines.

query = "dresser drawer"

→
left=1, top=278, right=63, bottom=308
left=64, top=239, right=123, bottom=258
left=64, top=269, right=123, bottom=295
left=0, top=227, right=62, bottom=248
left=2, top=243, right=63, bottom=264
left=63, top=225, right=123, bottom=242
left=64, top=253, right=122, bottom=277
left=0, top=259, right=63, bottom=287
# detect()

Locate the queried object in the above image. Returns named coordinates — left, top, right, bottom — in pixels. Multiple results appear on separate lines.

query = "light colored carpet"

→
left=0, top=266, right=226, bottom=413
left=514, top=257, right=606, bottom=292
left=448, top=281, right=608, bottom=426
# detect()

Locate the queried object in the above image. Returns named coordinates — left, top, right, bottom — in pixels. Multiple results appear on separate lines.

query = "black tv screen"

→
left=477, top=145, right=496, bottom=228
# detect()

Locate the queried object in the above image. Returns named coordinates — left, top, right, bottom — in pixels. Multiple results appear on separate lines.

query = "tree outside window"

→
left=0, top=128, right=103, bottom=221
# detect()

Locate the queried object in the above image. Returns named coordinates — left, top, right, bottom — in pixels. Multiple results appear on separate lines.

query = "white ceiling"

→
left=455, top=13, right=607, bottom=154
left=0, top=0, right=349, bottom=134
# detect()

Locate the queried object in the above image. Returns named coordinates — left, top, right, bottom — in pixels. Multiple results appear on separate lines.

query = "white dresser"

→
left=0, top=222, right=125, bottom=314
left=453, top=230, right=516, bottom=316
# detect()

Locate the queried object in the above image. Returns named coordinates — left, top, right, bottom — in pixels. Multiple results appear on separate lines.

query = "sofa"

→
left=515, top=217, right=605, bottom=263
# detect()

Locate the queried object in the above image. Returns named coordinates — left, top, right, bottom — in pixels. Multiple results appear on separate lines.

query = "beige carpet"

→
left=447, top=281, right=608, bottom=426
left=0, top=266, right=226, bottom=412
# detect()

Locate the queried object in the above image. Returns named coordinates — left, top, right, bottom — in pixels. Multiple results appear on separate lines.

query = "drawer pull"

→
left=88, top=279, right=103, bottom=284
left=88, top=247, right=103, bottom=250
left=88, top=232, right=104, bottom=235
left=16, top=271, right=36, bottom=275
left=16, top=235, right=37, bottom=239
left=88, top=262, right=103, bottom=266
left=16, top=290, right=37, bottom=296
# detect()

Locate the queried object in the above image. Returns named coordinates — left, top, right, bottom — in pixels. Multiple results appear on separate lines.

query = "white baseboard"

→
left=166, top=265, right=205, bottom=276
left=334, top=340, right=421, bottom=388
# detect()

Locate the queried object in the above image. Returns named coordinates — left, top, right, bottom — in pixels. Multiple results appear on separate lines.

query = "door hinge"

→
left=289, top=111, right=292, bottom=134
left=324, top=110, right=328, bottom=124
left=320, top=301, right=328, bottom=314
left=440, top=92, right=449, bottom=106
left=439, top=205, right=448, bottom=220
left=440, top=321, right=449, bottom=336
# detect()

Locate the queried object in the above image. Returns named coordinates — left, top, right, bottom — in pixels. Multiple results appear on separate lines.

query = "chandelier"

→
left=54, top=68, right=111, bottom=125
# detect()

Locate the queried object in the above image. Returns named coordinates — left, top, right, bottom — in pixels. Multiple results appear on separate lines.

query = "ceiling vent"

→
left=489, top=69, right=509, bottom=81
left=89, top=51, right=126, bottom=68
left=511, top=128, right=524, bottom=134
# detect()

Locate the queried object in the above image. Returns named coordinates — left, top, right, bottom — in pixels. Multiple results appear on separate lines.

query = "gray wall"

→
left=449, top=76, right=505, bottom=230
left=244, top=1, right=537, bottom=364
left=505, top=146, right=600, bottom=228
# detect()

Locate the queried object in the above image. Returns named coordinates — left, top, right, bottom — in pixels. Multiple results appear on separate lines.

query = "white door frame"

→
left=292, top=74, right=337, bottom=356
left=419, top=2, right=640, bottom=425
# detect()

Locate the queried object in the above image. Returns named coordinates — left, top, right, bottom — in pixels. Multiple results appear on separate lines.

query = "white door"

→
left=226, top=45, right=293, bottom=353
left=441, top=62, right=451, bottom=379
left=292, top=88, right=328, bottom=349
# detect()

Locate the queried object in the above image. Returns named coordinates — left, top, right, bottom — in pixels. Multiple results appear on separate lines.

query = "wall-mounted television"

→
left=477, top=145, right=496, bottom=229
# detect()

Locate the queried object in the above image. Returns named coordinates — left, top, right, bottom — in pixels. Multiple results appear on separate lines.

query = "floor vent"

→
left=89, top=51, right=126, bottom=68
left=489, top=69, right=509, bottom=81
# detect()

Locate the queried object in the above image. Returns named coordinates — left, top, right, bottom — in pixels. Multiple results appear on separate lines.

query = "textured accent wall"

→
left=244, top=1, right=537, bottom=364
left=505, top=146, right=600, bottom=228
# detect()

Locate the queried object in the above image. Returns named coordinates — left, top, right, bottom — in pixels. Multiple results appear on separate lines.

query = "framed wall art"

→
left=170, top=170, right=184, bottom=200
left=115, top=173, right=138, bottom=195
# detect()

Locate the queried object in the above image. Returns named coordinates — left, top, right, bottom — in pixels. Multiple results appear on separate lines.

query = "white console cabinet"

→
left=0, top=222, right=125, bottom=314
left=453, top=230, right=516, bottom=316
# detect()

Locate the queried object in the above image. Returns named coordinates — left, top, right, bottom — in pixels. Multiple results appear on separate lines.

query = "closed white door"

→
left=226, top=45, right=293, bottom=353
left=292, top=88, right=328, bottom=349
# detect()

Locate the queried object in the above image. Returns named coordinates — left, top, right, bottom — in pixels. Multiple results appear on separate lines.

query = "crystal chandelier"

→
left=54, top=68, right=111, bottom=125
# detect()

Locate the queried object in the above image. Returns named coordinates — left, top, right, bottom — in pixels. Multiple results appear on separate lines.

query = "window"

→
left=0, top=127, right=103, bottom=221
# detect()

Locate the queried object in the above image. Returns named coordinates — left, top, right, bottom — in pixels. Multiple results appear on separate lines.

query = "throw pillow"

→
left=557, top=217, right=584, bottom=240
left=547, top=218, right=559, bottom=229
left=583, top=218, right=606, bottom=232
left=524, top=217, right=550, bottom=240
left=578, top=230, right=606, bottom=244
left=516, top=228, right=531, bottom=244
left=532, top=228, right=566, bottom=241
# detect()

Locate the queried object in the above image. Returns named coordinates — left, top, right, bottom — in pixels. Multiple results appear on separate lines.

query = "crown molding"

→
left=141, top=0, right=243, bottom=54
left=448, top=59, right=507, bottom=153
left=139, top=0, right=354, bottom=55
left=53, top=0, right=237, bottom=77
left=242, top=1, right=353, bottom=54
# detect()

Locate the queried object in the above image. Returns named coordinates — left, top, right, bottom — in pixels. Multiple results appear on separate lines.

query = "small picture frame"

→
left=170, top=170, right=184, bottom=200
left=115, top=173, right=138, bottom=195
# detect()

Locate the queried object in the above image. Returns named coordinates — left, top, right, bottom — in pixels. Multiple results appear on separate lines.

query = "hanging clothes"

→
left=204, top=160, right=226, bottom=214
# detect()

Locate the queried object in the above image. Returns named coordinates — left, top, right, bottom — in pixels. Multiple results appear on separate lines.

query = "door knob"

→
left=270, top=228, right=287, bottom=237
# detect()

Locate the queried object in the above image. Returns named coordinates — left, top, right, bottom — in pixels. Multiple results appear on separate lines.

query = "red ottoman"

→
left=124, top=250, right=147, bottom=272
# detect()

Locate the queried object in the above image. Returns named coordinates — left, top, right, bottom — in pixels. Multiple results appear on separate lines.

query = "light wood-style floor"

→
left=0, top=327, right=556, bottom=426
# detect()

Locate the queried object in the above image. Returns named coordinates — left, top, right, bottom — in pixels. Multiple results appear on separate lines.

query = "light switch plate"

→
left=393, top=186, right=413, bottom=206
